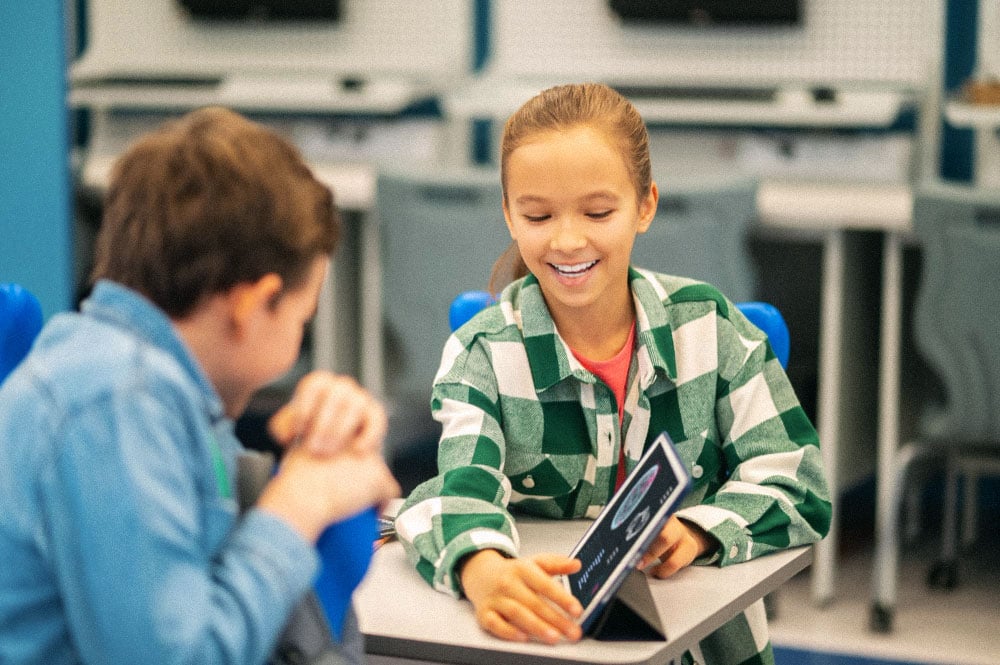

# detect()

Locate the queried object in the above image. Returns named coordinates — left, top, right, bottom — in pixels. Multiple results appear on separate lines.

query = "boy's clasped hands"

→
left=257, top=371, right=400, bottom=544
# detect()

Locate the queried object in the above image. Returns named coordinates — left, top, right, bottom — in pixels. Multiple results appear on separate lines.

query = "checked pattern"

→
left=396, top=268, right=830, bottom=665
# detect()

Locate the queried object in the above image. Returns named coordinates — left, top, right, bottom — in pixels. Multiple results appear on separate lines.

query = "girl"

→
left=395, top=83, right=830, bottom=664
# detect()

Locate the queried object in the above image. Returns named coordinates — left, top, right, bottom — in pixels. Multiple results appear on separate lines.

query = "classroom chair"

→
left=869, top=183, right=1000, bottom=633
left=0, top=283, right=43, bottom=384
left=236, top=452, right=375, bottom=663
left=450, top=290, right=791, bottom=370
left=376, top=168, right=509, bottom=457
left=632, top=177, right=759, bottom=303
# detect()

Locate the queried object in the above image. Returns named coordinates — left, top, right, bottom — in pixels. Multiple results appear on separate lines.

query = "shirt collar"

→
left=82, top=280, right=226, bottom=422
left=511, top=268, right=678, bottom=393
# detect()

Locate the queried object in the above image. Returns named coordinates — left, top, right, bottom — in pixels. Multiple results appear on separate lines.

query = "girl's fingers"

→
left=494, top=598, right=569, bottom=645
left=523, top=556, right=583, bottom=618
left=477, top=608, right=529, bottom=643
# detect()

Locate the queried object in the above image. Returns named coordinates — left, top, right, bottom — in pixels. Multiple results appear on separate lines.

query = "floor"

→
left=769, top=490, right=1000, bottom=665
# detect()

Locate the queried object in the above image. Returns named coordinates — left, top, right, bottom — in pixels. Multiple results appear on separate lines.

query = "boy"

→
left=0, top=107, right=398, bottom=664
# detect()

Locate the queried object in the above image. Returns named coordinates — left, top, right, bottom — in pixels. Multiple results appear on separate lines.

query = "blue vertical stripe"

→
left=0, top=2, right=74, bottom=318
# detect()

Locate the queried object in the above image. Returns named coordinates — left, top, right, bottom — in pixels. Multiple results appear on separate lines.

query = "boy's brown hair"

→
left=92, top=106, right=338, bottom=317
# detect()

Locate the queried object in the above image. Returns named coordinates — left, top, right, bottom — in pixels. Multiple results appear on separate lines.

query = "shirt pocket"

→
left=673, top=431, right=723, bottom=492
left=507, top=452, right=586, bottom=505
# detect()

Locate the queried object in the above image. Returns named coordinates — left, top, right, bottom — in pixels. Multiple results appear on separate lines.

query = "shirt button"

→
left=523, top=475, right=535, bottom=489
left=729, top=545, right=739, bottom=559
left=692, top=464, right=703, bottom=479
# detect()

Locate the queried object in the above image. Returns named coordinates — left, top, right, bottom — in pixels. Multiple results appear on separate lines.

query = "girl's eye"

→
left=524, top=214, right=550, bottom=222
left=587, top=210, right=614, bottom=219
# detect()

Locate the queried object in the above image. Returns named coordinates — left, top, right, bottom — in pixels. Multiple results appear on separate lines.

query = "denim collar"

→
left=82, top=280, right=225, bottom=423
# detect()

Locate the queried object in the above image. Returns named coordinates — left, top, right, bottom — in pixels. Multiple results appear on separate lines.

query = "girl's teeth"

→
left=554, top=260, right=597, bottom=275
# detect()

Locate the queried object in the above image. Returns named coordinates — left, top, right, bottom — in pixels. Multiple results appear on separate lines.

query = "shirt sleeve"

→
left=40, top=387, right=319, bottom=665
left=394, top=336, right=520, bottom=597
left=675, top=305, right=832, bottom=566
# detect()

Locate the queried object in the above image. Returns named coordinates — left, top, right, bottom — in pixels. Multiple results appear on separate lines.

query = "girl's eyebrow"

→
left=514, top=194, right=549, bottom=205
left=514, top=191, right=620, bottom=206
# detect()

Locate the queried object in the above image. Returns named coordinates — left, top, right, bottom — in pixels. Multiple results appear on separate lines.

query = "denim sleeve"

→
left=40, top=389, right=319, bottom=665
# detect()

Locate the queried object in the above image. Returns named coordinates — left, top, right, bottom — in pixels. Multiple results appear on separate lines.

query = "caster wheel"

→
left=869, top=603, right=893, bottom=633
left=926, top=560, right=958, bottom=590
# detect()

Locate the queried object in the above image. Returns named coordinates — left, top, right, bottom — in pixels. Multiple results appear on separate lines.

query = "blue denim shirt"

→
left=0, top=281, right=319, bottom=664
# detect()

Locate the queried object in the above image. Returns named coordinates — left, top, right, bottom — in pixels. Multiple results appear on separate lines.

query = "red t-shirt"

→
left=571, top=322, right=636, bottom=490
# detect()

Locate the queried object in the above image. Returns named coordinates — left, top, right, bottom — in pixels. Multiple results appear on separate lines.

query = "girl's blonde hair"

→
left=489, top=83, right=652, bottom=293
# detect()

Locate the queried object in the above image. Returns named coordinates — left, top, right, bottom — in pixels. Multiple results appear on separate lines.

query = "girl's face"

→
left=503, top=124, right=657, bottom=328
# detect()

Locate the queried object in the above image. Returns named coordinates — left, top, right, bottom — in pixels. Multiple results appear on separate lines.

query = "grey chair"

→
left=870, top=183, right=1000, bottom=632
left=631, top=178, right=759, bottom=303
left=376, top=168, right=510, bottom=457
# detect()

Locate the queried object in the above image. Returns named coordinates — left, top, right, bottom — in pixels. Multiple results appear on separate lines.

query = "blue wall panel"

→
left=0, top=2, right=73, bottom=318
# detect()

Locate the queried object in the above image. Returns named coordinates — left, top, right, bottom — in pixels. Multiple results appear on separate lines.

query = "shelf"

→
left=444, top=80, right=914, bottom=129
left=945, top=100, right=1000, bottom=129
left=69, top=76, right=432, bottom=115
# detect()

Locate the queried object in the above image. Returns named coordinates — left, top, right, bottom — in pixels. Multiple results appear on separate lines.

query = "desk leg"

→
left=810, top=229, right=844, bottom=606
left=870, top=231, right=904, bottom=631
left=313, top=258, right=337, bottom=373
left=360, top=208, right=384, bottom=397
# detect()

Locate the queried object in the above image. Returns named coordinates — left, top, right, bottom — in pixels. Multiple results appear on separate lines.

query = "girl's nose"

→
left=550, top=218, right=587, bottom=252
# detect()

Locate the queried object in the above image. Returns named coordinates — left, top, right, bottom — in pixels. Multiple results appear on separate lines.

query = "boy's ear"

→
left=230, top=273, right=284, bottom=334
left=637, top=182, right=659, bottom=234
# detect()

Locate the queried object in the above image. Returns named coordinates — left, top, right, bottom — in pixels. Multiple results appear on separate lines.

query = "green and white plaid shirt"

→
left=396, top=268, right=831, bottom=665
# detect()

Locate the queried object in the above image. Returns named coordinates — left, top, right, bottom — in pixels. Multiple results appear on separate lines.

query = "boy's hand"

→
left=639, top=516, right=716, bottom=578
left=268, top=371, right=387, bottom=456
left=258, top=444, right=400, bottom=543
left=459, top=550, right=583, bottom=645
left=258, top=370, right=398, bottom=543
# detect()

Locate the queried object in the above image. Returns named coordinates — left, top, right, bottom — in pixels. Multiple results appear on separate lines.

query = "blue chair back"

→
left=736, top=301, right=790, bottom=369
left=0, top=283, right=43, bottom=383
left=449, top=291, right=789, bottom=369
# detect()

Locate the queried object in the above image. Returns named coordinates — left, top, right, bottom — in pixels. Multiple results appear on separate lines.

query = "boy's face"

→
left=225, top=256, right=329, bottom=414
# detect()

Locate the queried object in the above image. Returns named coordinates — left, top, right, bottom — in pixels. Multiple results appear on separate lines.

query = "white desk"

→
left=757, top=181, right=913, bottom=605
left=354, top=519, right=812, bottom=665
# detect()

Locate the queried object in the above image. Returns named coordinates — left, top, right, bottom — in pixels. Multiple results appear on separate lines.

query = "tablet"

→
left=564, top=431, right=692, bottom=634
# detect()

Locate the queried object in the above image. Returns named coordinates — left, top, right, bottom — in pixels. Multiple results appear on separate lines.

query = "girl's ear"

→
left=637, top=182, right=659, bottom=234
left=502, top=195, right=517, bottom=239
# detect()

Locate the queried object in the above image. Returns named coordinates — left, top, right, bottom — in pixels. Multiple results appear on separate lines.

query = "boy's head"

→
left=92, top=107, right=338, bottom=318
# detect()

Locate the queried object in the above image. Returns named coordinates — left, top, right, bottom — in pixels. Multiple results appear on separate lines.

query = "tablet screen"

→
left=565, top=432, right=691, bottom=630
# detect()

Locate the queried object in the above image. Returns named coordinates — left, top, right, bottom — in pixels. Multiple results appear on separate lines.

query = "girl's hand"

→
left=268, top=371, right=387, bottom=456
left=639, top=516, right=716, bottom=578
left=459, top=549, right=584, bottom=645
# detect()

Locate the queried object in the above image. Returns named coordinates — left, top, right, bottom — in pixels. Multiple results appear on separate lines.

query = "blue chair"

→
left=736, top=301, right=791, bottom=370
left=449, top=290, right=790, bottom=370
left=0, top=283, right=43, bottom=384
